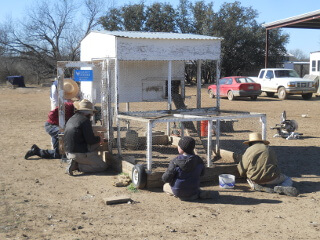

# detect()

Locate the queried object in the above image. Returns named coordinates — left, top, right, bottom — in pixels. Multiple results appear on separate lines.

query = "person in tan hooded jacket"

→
left=237, top=132, right=299, bottom=197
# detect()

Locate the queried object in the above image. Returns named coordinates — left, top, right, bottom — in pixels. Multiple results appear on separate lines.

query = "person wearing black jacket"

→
left=162, top=136, right=217, bottom=201
left=64, top=99, right=108, bottom=175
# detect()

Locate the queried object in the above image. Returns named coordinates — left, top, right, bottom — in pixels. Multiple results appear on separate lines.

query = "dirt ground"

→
left=1, top=85, right=320, bottom=240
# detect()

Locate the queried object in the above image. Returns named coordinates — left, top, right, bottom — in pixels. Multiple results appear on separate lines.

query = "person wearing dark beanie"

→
left=178, top=136, right=195, bottom=155
left=162, top=136, right=218, bottom=201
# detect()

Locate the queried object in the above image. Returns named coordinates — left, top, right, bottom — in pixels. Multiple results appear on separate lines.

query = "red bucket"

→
left=200, top=120, right=208, bottom=137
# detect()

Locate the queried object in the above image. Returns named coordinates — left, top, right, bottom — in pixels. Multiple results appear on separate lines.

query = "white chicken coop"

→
left=57, top=31, right=267, bottom=188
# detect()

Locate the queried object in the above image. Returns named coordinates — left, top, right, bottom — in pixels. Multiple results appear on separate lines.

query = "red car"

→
left=208, top=76, right=261, bottom=101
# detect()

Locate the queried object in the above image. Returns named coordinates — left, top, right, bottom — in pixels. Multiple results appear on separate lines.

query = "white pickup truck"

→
left=251, top=68, right=316, bottom=100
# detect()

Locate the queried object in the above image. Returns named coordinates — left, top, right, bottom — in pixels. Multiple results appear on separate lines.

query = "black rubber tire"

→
left=227, top=91, right=234, bottom=101
left=208, top=89, right=215, bottom=98
left=250, top=95, right=258, bottom=100
left=301, top=93, right=313, bottom=100
left=131, top=164, right=147, bottom=189
left=266, top=92, right=275, bottom=97
left=277, top=87, right=287, bottom=100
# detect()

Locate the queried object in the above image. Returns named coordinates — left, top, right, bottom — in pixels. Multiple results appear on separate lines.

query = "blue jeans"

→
left=41, top=122, right=61, bottom=159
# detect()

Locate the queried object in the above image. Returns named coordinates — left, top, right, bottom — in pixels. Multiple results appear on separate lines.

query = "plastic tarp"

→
left=6, top=76, right=25, bottom=87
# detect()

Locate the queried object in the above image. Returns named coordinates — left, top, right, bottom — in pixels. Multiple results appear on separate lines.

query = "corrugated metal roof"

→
left=263, top=9, right=320, bottom=29
left=93, top=30, right=223, bottom=40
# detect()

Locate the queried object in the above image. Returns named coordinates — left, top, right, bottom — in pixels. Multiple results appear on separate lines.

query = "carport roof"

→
left=262, top=9, right=320, bottom=30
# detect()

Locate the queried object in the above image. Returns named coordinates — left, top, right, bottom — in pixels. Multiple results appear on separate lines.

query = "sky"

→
left=1, top=0, right=320, bottom=56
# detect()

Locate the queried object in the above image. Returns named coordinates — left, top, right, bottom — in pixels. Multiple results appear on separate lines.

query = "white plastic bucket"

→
left=219, top=174, right=235, bottom=189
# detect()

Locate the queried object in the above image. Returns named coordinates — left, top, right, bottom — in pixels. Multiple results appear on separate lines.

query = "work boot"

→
left=253, top=183, right=275, bottom=193
left=24, top=144, right=41, bottom=159
left=66, top=160, right=78, bottom=176
left=274, top=186, right=299, bottom=197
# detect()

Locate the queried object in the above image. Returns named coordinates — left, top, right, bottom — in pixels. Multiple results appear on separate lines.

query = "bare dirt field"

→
left=1, top=85, right=319, bottom=240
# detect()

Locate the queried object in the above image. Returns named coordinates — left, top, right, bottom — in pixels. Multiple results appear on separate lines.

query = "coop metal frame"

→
left=117, top=108, right=267, bottom=173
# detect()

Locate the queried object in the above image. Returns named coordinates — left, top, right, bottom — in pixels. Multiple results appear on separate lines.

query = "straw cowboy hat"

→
left=72, top=100, right=81, bottom=110
left=63, top=79, right=79, bottom=100
left=243, top=132, right=270, bottom=145
left=76, top=99, right=96, bottom=113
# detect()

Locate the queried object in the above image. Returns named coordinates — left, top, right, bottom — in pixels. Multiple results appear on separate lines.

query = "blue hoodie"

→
left=162, top=154, right=205, bottom=198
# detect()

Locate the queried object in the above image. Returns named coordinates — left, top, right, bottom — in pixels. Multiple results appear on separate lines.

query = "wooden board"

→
left=122, top=160, right=134, bottom=176
left=121, top=159, right=238, bottom=189
left=103, top=196, right=132, bottom=205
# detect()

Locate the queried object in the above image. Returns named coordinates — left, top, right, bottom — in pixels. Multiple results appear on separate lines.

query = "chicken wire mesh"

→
left=114, top=114, right=264, bottom=172
left=94, top=58, right=265, bottom=172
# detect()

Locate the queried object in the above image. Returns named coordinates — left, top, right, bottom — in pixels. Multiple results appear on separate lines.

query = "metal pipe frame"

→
left=117, top=111, right=267, bottom=173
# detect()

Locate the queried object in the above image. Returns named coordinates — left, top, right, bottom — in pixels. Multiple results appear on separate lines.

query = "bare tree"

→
left=0, top=0, right=104, bottom=82
left=289, top=49, right=309, bottom=61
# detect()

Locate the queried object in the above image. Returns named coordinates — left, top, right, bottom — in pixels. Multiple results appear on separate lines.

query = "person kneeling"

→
left=64, top=99, right=108, bottom=175
left=162, top=136, right=218, bottom=201
left=237, top=132, right=299, bottom=197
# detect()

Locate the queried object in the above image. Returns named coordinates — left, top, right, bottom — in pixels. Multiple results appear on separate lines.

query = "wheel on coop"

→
left=131, top=164, right=147, bottom=189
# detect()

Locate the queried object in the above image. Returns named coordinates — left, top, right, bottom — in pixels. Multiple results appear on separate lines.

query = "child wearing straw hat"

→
left=237, top=132, right=299, bottom=197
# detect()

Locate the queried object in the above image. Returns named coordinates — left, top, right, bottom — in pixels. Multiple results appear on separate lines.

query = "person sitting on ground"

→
left=237, top=132, right=299, bottom=197
left=162, top=136, right=218, bottom=201
left=24, top=100, right=77, bottom=160
left=64, top=99, right=108, bottom=175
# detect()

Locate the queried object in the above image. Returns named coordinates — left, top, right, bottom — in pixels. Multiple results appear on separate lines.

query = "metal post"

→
left=180, top=123, right=184, bottom=137
left=215, top=119, right=221, bottom=156
left=102, top=59, right=113, bottom=154
left=181, top=67, right=185, bottom=99
left=57, top=73, right=65, bottom=130
left=265, top=30, right=269, bottom=68
left=216, top=59, right=221, bottom=111
left=260, top=115, right=267, bottom=140
left=114, top=59, right=121, bottom=156
left=207, top=120, right=213, bottom=167
left=197, top=60, right=202, bottom=109
left=125, top=102, right=130, bottom=131
left=146, top=121, right=153, bottom=173
left=167, top=61, right=172, bottom=135
left=107, top=59, right=114, bottom=153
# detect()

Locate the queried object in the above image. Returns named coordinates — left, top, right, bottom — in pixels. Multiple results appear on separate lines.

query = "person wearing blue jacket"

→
left=162, top=136, right=217, bottom=201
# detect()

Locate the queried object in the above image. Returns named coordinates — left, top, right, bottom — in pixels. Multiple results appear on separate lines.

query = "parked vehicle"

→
left=251, top=68, right=316, bottom=100
left=208, top=76, right=261, bottom=101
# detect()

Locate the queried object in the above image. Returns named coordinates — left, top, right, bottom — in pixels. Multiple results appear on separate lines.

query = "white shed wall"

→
left=117, top=38, right=221, bottom=61
left=118, top=61, right=185, bottom=103
left=81, top=32, right=116, bottom=60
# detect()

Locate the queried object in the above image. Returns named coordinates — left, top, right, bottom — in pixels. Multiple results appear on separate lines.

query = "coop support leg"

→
left=260, top=115, right=267, bottom=140
left=196, top=60, right=202, bottom=109
left=207, top=120, right=213, bottom=167
left=117, top=119, right=122, bottom=157
left=215, top=119, right=221, bottom=156
left=167, top=61, right=172, bottom=136
left=180, top=122, right=184, bottom=137
left=146, top=121, right=153, bottom=173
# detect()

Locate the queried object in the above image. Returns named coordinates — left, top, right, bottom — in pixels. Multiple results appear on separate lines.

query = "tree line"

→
left=0, top=0, right=288, bottom=84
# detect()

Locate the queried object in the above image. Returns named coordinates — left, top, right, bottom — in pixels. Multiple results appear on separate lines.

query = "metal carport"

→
left=263, top=9, right=320, bottom=67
